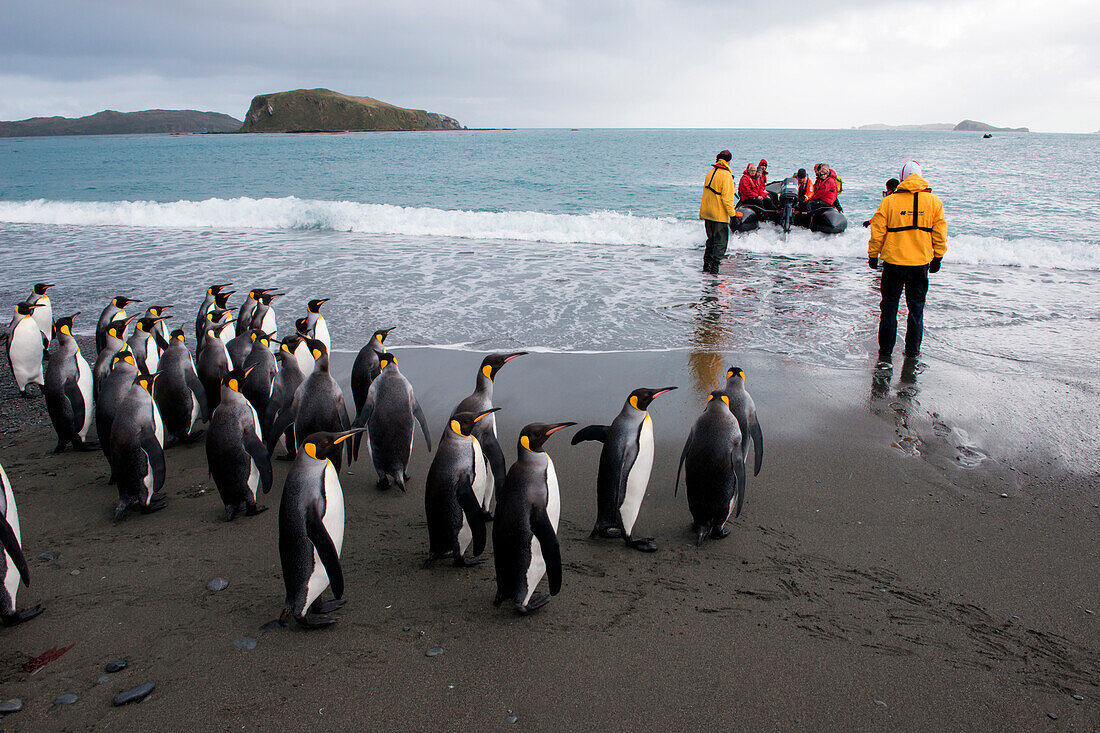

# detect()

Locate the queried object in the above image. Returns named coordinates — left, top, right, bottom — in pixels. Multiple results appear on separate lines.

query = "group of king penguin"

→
left=2, top=281, right=764, bottom=629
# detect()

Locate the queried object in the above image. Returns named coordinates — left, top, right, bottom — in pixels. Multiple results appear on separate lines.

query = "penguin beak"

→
left=153, top=316, right=171, bottom=324
left=544, top=422, right=577, bottom=436
left=652, top=386, right=678, bottom=398
left=474, top=407, right=501, bottom=423
left=70, top=311, right=80, bottom=321
left=43, top=283, right=55, bottom=290
left=125, top=298, right=143, bottom=306
left=123, top=315, right=138, bottom=327
left=332, top=428, right=368, bottom=445
left=503, top=352, right=528, bottom=363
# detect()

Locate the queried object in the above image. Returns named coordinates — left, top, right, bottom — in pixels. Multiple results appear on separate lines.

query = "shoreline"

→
left=0, top=343, right=1096, bottom=728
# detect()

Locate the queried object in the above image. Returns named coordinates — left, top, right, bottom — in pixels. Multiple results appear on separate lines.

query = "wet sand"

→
left=0, top=343, right=1096, bottom=730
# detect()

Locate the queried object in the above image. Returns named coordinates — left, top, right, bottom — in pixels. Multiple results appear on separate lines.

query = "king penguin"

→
left=350, top=327, right=395, bottom=415
left=110, top=373, right=168, bottom=519
left=572, top=386, right=677, bottom=552
left=278, top=429, right=363, bottom=628
left=1, top=462, right=43, bottom=626
left=207, top=368, right=273, bottom=520
left=6, top=302, right=46, bottom=396
left=264, top=337, right=306, bottom=460
left=28, top=283, right=54, bottom=356
left=96, top=296, right=140, bottom=354
left=127, top=315, right=171, bottom=375
left=450, top=352, right=526, bottom=520
left=197, top=322, right=233, bottom=413
left=269, top=340, right=352, bottom=472
left=155, top=329, right=208, bottom=443
left=424, top=408, right=499, bottom=567
left=236, top=288, right=273, bottom=336
left=196, top=299, right=233, bottom=359
left=96, top=349, right=138, bottom=483
left=493, top=422, right=574, bottom=614
left=353, top=352, right=432, bottom=490
left=195, top=283, right=232, bottom=343
left=675, top=391, right=747, bottom=545
left=304, top=298, right=331, bottom=352
left=43, top=313, right=96, bottom=452
left=249, top=291, right=282, bottom=336
left=241, top=330, right=278, bottom=420
left=93, top=315, right=136, bottom=400
left=723, top=366, right=764, bottom=478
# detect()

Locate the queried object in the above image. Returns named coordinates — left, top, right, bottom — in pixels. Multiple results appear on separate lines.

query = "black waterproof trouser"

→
left=878, top=263, right=929, bottom=359
left=703, top=219, right=729, bottom=273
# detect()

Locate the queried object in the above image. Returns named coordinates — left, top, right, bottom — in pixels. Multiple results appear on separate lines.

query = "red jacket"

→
left=809, top=172, right=838, bottom=205
left=738, top=167, right=765, bottom=200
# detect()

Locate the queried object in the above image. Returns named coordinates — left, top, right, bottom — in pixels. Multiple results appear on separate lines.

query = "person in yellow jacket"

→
left=699, top=150, right=741, bottom=274
left=867, top=160, right=947, bottom=362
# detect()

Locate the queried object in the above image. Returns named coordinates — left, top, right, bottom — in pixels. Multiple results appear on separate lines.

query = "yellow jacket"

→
left=868, top=174, right=947, bottom=265
left=699, top=162, right=739, bottom=223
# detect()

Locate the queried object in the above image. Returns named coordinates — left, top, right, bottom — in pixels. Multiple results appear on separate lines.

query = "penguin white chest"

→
left=306, top=462, right=345, bottom=608
left=524, top=457, right=560, bottom=606
left=9, top=320, right=44, bottom=390
left=2, top=467, right=22, bottom=611
left=75, top=351, right=94, bottom=438
left=619, top=414, right=654, bottom=536
left=314, top=318, right=330, bottom=351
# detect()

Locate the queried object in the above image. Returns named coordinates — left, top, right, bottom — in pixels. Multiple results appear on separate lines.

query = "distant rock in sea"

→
left=953, top=119, right=1029, bottom=132
left=239, top=88, right=463, bottom=133
left=0, top=109, right=242, bottom=137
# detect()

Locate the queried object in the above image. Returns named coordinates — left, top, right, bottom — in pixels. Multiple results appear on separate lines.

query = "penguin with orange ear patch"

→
left=675, top=391, right=747, bottom=545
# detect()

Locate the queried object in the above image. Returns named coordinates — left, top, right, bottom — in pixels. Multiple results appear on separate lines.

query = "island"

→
left=0, top=109, right=242, bottom=137
left=856, top=120, right=1028, bottom=132
left=238, top=89, right=463, bottom=133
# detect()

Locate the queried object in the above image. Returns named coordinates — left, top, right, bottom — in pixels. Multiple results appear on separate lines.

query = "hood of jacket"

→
left=897, top=174, right=930, bottom=193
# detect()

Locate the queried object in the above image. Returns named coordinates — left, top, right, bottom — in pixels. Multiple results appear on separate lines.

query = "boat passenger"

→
left=738, top=163, right=772, bottom=209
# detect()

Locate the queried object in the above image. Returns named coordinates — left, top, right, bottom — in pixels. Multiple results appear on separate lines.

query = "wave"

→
left=0, top=197, right=1095, bottom=270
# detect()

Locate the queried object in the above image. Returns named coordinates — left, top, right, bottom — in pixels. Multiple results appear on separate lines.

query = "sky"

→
left=2, top=0, right=1098, bottom=132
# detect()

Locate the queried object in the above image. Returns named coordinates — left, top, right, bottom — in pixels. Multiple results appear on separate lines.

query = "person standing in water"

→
left=699, top=150, right=740, bottom=275
left=867, top=160, right=947, bottom=362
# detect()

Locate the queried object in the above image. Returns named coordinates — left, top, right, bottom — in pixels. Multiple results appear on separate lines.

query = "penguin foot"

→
left=590, top=526, right=623, bottom=539
left=180, top=430, right=205, bottom=443
left=141, top=499, right=167, bottom=514
left=295, top=613, right=338, bottom=629
left=52, top=442, right=69, bottom=454
left=75, top=439, right=100, bottom=452
left=493, top=592, right=507, bottom=607
left=517, top=593, right=550, bottom=614
left=310, top=598, right=346, bottom=614
left=453, top=555, right=485, bottom=568
left=627, top=537, right=658, bottom=553
left=375, top=476, right=391, bottom=491
left=114, top=500, right=136, bottom=521
left=1, top=604, right=44, bottom=626
left=245, top=504, right=268, bottom=516
left=695, top=525, right=709, bottom=546
left=481, top=510, right=494, bottom=523
left=225, top=506, right=237, bottom=522
left=710, top=525, right=731, bottom=540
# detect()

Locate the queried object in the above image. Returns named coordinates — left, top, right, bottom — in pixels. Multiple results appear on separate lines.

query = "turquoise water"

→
left=1, top=129, right=1098, bottom=373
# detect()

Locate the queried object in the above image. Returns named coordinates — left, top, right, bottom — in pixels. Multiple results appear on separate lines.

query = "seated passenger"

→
left=795, top=168, right=813, bottom=204
left=738, top=163, right=772, bottom=209
left=802, top=163, right=838, bottom=211
left=757, top=159, right=769, bottom=187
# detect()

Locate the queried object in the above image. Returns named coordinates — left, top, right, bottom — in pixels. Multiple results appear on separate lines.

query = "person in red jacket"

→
left=757, top=159, right=769, bottom=187
left=738, top=163, right=772, bottom=209
left=802, top=163, right=838, bottom=211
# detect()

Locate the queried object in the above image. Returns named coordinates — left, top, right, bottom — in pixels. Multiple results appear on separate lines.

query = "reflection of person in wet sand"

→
left=869, top=356, right=922, bottom=454
left=686, top=279, right=729, bottom=396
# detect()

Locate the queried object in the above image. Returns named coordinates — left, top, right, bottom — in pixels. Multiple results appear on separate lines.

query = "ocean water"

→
left=1, top=129, right=1098, bottom=377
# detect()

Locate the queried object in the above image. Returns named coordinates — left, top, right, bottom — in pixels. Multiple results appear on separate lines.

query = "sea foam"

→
left=0, top=197, right=1095, bottom=270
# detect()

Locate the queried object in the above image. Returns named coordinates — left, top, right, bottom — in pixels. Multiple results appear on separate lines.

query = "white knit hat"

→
left=900, top=160, right=922, bottom=180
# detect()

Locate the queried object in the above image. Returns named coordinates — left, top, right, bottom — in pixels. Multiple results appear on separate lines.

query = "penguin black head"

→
left=725, top=366, right=746, bottom=384
left=294, top=317, right=310, bottom=336
left=301, top=429, right=366, bottom=462
left=112, top=296, right=141, bottom=308
left=111, top=349, right=137, bottom=369
left=32, top=283, right=54, bottom=296
left=280, top=334, right=303, bottom=353
left=372, top=327, right=396, bottom=344
left=207, top=308, right=232, bottom=324
left=170, top=328, right=186, bottom=342
left=249, top=288, right=274, bottom=300
left=628, top=386, right=677, bottom=411
left=221, top=367, right=254, bottom=394
left=145, top=304, right=173, bottom=318
left=134, top=372, right=160, bottom=393
left=307, top=298, right=329, bottom=313
left=213, top=291, right=235, bottom=308
left=518, top=421, right=576, bottom=453
left=306, top=338, right=328, bottom=361
left=253, top=331, right=272, bottom=349
left=480, top=352, right=528, bottom=382
left=706, top=390, right=731, bottom=410
left=14, top=302, right=41, bottom=317
left=207, top=282, right=232, bottom=296
left=258, top=292, right=283, bottom=305
left=248, top=328, right=267, bottom=343
left=107, top=315, right=137, bottom=340
left=450, top=408, right=500, bottom=437
left=54, top=312, right=80, bottom=336
left=377, top=352, right=397, bottom=371
left=136, top=315, right=170, bottom=333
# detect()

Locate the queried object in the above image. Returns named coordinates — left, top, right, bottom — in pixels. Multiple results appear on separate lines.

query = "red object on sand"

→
left=22, top=644, right=75, bottom=673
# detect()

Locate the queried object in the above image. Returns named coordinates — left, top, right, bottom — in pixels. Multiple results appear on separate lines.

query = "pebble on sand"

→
left=505, top=715, right=518, bottom=723
left=105, top=659, right=127, bottom=673
left=97, top=676, right=111, bottom=685
left=207, top=578, right=229, bottom=592
left=112, top=682, right=155, bottom=707
left=874, top=700, right=888, bottom=707
left=1000, top=493, right=1009, bottom=498
left=425, top=646, right=444, bottom=657
left=53, top=693, right=78, bottom=706
left=234, top=637, right=257, bottom=650
left=37, top=552, right=58, bottom=562
left=1047, top=713, right=1058, bottom=720
left=0, top=699, right=22, bottom=713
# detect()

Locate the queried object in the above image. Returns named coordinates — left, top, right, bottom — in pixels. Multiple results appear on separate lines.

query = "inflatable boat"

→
left=731, top=178, right=847, bottom=234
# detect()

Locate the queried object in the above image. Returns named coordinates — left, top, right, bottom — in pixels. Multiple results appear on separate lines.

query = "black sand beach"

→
left=0, top=344, right=1097, bottom=730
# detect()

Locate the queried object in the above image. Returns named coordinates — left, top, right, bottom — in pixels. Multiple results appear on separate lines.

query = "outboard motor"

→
left=779, top=177, right=799, bottom=233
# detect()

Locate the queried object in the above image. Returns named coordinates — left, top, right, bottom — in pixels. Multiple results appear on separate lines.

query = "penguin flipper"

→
left=187, top=370, right=209, bottom=422
left=243, top=431, right=274, bottom=494
left=0, top=517, right=30, bottom=587
left=351, top=399, right=373, bottom=461
left=336, top=395, right=353, bottom=465
left=142, top=433, right=166, bottom=494
left=570, top=425, right=609, bottom=445
left=480, top=430, right=507, bottom=494
left=531, top=510, right=561, bottom=595
left=268, top=405, right=296, bottom=454
left=732, top=452, right=747, bottom=519
left=306, top=507, right=344, bottom=599
left=62, top=377, right=85, bottom=437
left=615, top=440, right=639, bottom=509
left=456, top=483, right=487, bottom=556
left=675, top=429, right=693, bottom=497
left=412, top=399, right=432, bottom=452
left=749, top=415, right=764, bottom=477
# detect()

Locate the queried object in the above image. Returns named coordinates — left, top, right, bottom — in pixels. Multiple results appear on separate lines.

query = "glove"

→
left=928, top=257, right=942, bottom=273
left=868, top=256, right=879, bottom=270
left=862, top=220, right=871, bottom=228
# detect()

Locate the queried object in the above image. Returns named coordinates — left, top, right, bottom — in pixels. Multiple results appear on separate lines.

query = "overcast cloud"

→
left=1, top=0, right=1097, bottom=132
